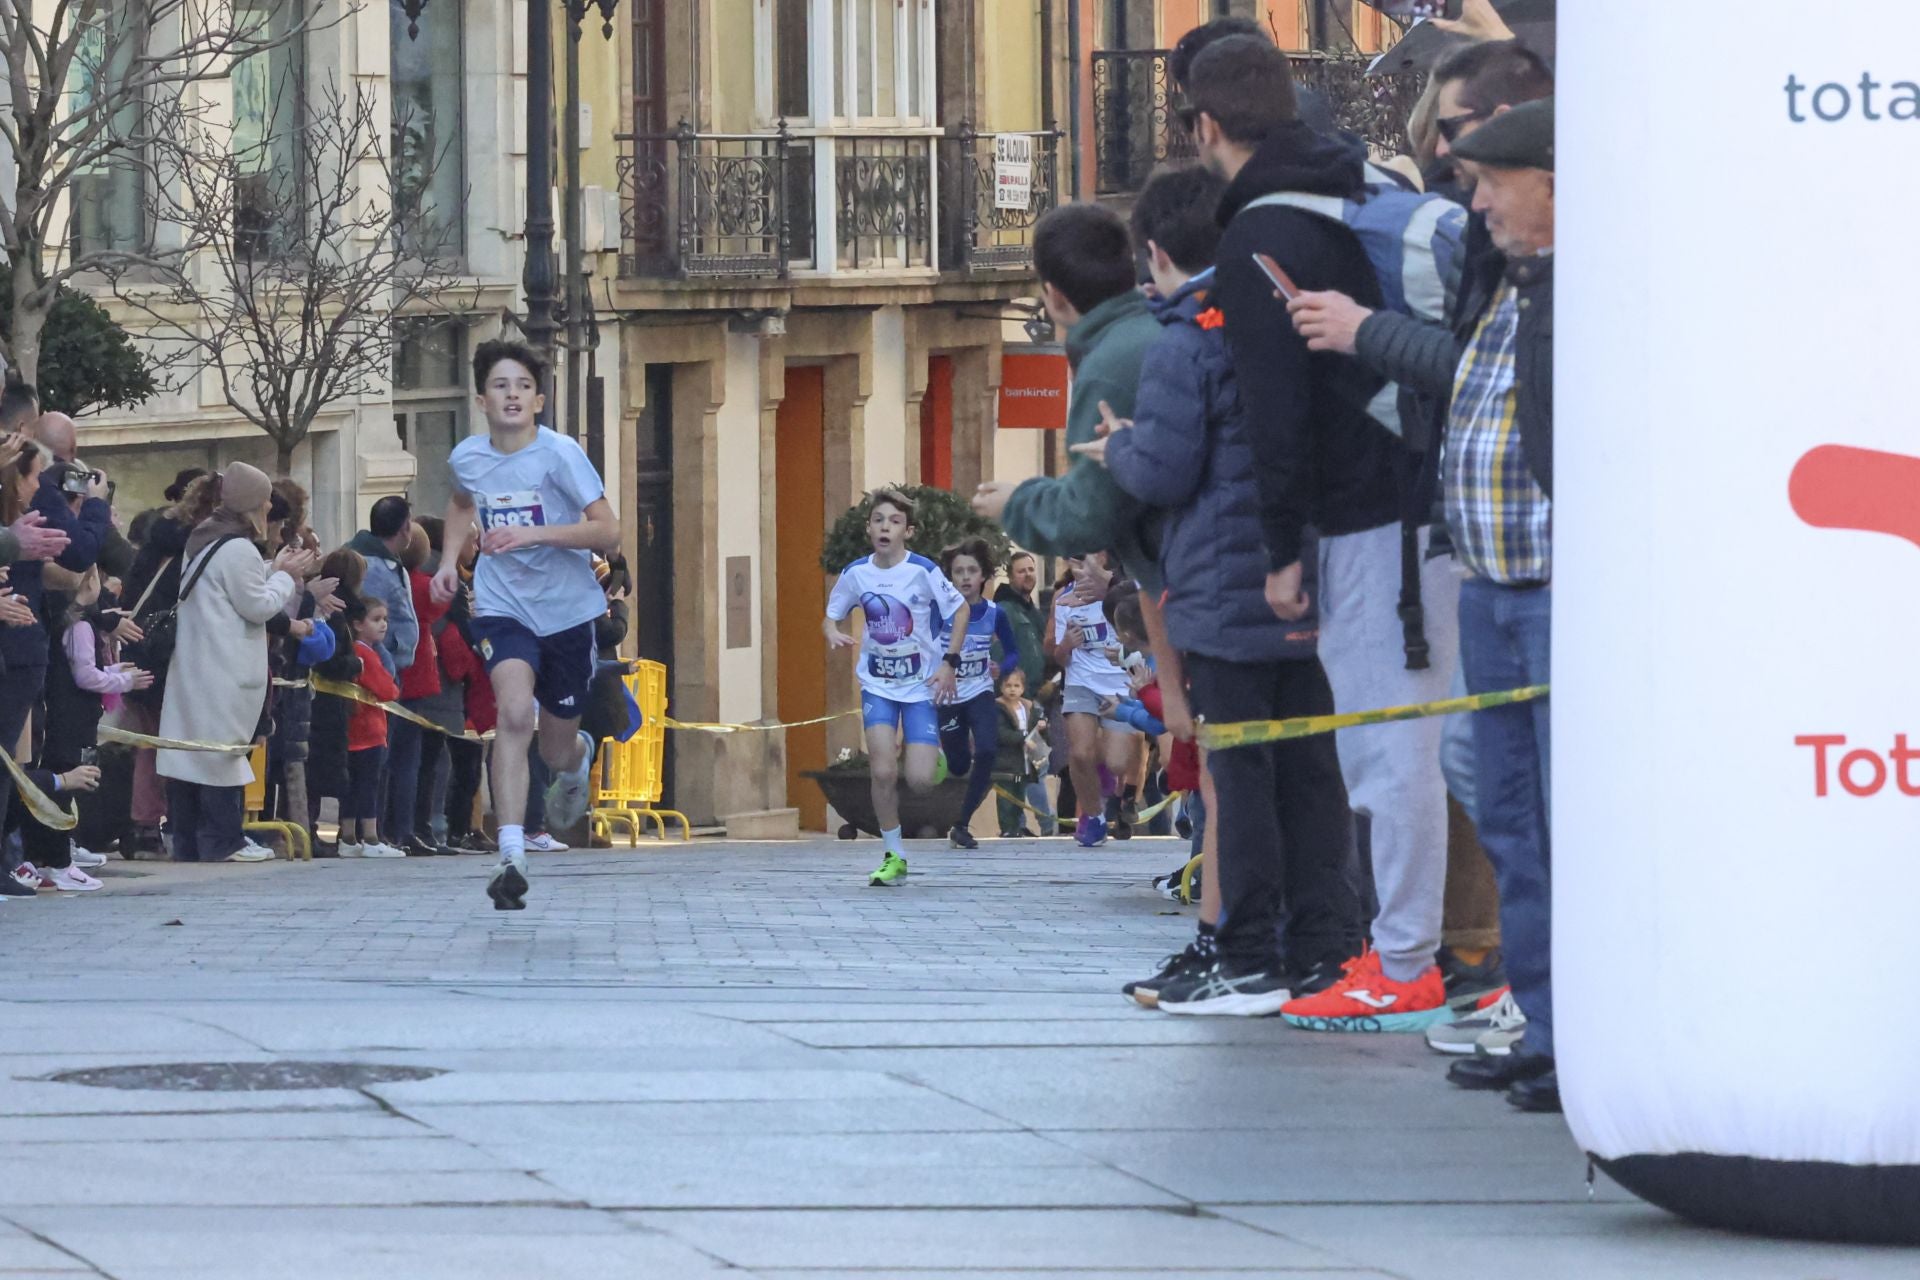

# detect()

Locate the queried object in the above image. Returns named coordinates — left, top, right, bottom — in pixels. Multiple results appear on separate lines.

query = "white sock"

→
left=881, top=826, right=903, bottom=856
left=497, top=824, right=526, bottom=869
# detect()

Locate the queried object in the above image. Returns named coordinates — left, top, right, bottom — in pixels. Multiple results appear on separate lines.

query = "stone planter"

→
left=803, top=769, right=970, bottom=840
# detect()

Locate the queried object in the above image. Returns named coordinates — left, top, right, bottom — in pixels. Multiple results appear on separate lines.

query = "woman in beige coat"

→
left=157, top=462, right=318, bottom=862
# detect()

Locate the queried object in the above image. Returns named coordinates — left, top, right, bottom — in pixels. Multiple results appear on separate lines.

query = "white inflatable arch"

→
left=1558, top=1, right=1920, bottom=1243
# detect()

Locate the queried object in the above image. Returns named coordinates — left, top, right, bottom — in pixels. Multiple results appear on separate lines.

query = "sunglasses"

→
left=1437, top=110, right=1489, bottom=144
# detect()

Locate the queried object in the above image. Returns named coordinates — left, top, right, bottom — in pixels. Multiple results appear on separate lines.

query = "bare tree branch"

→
left=115, top=73, right=464, bottom=473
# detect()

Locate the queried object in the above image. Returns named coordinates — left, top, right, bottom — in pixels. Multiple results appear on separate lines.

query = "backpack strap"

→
left=1398, top=522, right=1430, bottom=673
left=128, top=557, right=174, bottom=618
left=178, top=536, right=244, bottom=604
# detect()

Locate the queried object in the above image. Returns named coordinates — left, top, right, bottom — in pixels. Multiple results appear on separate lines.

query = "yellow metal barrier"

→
left=590, top=660, right=690, bottom=844
left=241, top=741, right=309, bottom=861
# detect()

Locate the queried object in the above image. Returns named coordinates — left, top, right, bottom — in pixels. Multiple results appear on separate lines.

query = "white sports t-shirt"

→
left=827, top=553, right=966, bottom=703
left=450, top=426, right=607, bottom=637
left=1055, top=589, right=1129, bottom=699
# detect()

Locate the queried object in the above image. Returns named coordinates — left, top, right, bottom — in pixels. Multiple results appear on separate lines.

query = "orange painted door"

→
left=918, top=355, right=954, bottom=490
left=775, top=366, right=829, bottom=831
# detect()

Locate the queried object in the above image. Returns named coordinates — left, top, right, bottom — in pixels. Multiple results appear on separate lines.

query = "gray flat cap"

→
left=1451, top=97, right=1554, bottom=172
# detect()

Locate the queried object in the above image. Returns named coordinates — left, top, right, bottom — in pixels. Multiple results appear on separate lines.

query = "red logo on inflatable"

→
left=1788, top=444, right=1920, bottom=549
left=1790, top=445, right=1920, bottom=797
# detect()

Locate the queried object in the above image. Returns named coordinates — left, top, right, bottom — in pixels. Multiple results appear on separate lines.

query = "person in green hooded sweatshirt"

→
left=971, top=203, right=1162, bottom=571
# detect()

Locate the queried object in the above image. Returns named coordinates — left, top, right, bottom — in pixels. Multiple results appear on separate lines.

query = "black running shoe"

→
left=1118, top=790, right=1141, bottom=827
left=948, top=825, right=978, bottom=850
left=1157, top=958, right=1292, bottom=1017
left=0, top=872, right=34, bottom=897
left=1287, top=954, right=1354, bottom=1000
left=1438, top=946, right=1508, bottom=1011
left=487, top=863, right=528, bottom=911
left=1124, top=933, right=1218, bottom=1008
left=1104, top=795, right=1134, bottom=841
left=453, top=831, right=497, bottom=855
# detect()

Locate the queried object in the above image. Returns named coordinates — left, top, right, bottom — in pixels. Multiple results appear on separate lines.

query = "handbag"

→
left=122, top=537, right=239, bottom=678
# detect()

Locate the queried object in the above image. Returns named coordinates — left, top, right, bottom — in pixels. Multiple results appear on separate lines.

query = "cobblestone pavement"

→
left=0, top=839, right=1904, bottom=1278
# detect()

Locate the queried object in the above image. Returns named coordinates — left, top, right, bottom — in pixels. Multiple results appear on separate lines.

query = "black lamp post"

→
left=400, top=0, right=618, bottom=427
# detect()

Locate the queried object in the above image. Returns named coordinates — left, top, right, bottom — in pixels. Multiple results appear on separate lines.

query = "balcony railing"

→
left=1091, top=50, right=1425, bottom=196
left=938, top=127, right=1061, bottom=272
left=617, top=124, right=1058, bottom=281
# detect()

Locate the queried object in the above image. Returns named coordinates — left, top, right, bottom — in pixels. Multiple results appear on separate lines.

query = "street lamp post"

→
left=401, top=0, right=618, bottom=428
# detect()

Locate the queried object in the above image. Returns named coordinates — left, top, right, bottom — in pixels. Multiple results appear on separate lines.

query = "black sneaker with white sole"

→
left=1287, top=954, right=1354, bottom=1000
left=1124, top=932, right=1218, bottom=1008
left=948, top=825, right=978, bottom=850
left=1438, top=946, right=1508, bottom=1011
left=487, top=863, right=529, bottom=911
left=1156, top=959, right=1292, bottom=1017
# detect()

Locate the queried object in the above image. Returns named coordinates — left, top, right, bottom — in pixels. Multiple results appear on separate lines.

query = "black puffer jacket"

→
left=1213, top=121, right=1403, bottom=570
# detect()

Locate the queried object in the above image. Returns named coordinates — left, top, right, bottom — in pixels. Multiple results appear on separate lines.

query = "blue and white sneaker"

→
left=1074, top=814, right=1108, bottom=848
left=542, top=730, right=597, bottom=833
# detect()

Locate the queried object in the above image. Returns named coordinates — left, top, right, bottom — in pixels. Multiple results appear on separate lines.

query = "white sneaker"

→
left=338, top=842, right=366, bottom=858
left=10, top=862, right=42, bottom=889
left=540, top=730, right=596, bottom=834
left=43, top=865, right=103, bottom=892
left=225, top=841, right=276, bottom=863
left=524, top=832, right=570, bottom=853
left=69, top=843, right=108, bottom=869
left=360, top=842, right=407, bottom=859
left=1424, top=990, right=1527, bottom=1056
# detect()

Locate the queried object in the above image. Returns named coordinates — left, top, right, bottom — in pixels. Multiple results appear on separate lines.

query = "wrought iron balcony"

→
left=1091, top=49, right=1424, bottom=197
left=938, top=127, right=1061, bottom=273
left=617, top=124, right=1058, bottom=281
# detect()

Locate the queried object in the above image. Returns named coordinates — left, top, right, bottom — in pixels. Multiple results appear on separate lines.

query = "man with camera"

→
left=32, top=411, right=118, bottom=580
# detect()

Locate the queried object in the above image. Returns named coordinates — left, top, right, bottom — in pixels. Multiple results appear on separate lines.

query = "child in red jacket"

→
left=342, top=599, right=404, bottom=858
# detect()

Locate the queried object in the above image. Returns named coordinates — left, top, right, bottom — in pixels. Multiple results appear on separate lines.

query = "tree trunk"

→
left=276, top=438, right=297, bottom=478
left=9, top=257, right=48, bottom=385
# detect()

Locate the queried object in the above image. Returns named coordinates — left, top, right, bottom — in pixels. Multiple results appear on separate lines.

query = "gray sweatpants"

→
left=1315, top=523, right=1461, bottom=982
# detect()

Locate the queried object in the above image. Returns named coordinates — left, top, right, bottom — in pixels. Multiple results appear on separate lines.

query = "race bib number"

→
left=958, top=654, right=989, bottom=681
left=869, top=651, right=923, bottom=681
left=480, top=489, right=547, bottom=531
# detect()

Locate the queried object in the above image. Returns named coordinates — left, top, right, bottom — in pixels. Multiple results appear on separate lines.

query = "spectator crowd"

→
left=0, top=0, right=1559, bottom=1117
left=957, top=3, right=1561, bottom=1112
left=0, top=404, right=635, bottom=881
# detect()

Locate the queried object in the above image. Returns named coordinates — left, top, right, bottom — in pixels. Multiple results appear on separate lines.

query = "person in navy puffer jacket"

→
left=1078, top=165, right=1362, bottom=1017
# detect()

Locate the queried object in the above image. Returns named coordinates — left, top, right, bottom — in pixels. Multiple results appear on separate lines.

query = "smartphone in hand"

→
left=1253, top=253, right=1301, bottom=301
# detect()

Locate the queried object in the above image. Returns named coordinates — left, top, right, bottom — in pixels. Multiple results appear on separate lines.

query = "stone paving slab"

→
left=0, top=839, right=1906, bottom=1277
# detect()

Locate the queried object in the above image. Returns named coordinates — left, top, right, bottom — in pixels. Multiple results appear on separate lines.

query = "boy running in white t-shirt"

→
left=431, top=340, right=622, bottom=910
left=824, top=490, right=969, bottom=886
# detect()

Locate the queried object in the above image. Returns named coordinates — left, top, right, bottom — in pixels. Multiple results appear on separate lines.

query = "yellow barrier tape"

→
left=664, top=710, right=859, bottom=735
left=991, top=783, right=1187, bottom=829
left=99, top=726, right=253, bottom=756
left=1198, top=684, right=1549, bottom=752
left=0, top=747, right=76, bottom=831
left=306, top=677, right=494, bottom=742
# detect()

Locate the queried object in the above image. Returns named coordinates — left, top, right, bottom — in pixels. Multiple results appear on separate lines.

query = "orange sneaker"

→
left=1280, top=948, right=1452, bottom=1033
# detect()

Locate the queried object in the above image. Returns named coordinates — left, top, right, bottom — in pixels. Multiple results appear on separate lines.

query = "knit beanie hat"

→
left=219, top=461, right=273, bottom=516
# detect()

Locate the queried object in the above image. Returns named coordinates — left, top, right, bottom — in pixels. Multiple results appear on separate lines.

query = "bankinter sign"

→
left=997, top=349, right=1069, bottom=430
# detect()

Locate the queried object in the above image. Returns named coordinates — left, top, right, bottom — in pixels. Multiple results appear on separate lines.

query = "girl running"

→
left=934, top=539, right=1021, bottom=849
left=1053, top=553, right=1140, bottom=847
left=823, top=490, right=968, bottom=886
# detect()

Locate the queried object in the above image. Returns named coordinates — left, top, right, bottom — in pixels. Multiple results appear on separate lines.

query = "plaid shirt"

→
left=1444, top=284, right=1551, bottom=584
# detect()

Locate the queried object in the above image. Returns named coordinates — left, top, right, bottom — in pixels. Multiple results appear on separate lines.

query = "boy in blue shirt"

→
left=431, top=340, right=622, bottom=910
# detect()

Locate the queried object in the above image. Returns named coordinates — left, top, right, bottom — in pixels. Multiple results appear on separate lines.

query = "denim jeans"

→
left=1458, top=576, right=1553, bottom=1058
left=384, top=716, right=423, bottom=843
left=165, top=780, right=245, bottom=862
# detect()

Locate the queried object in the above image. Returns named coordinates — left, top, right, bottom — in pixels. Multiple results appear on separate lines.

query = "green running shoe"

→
left=869, top=852, right=908, bottom=886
